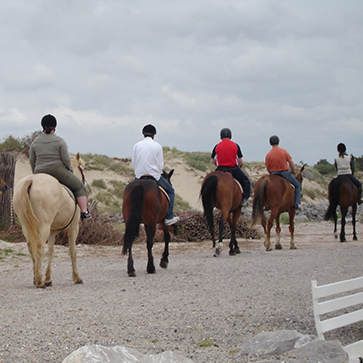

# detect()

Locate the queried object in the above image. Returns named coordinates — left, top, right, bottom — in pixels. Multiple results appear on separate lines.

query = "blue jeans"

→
left=271, top=170, right=301, bottom=205
left=157, top=176, right=175, bottom=219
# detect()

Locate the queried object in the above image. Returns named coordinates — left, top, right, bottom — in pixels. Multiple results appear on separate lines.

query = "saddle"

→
left=61, top=184, right=76, bottom=202
left=139, top=175, right=170, bottom=202
left=272, top=174, right=295, bottom=189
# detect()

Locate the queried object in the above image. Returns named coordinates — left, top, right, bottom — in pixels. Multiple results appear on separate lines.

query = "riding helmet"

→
left=220, top=128, right=232, bottom=139
left=337, top=143, right=346, bottom=153
left=41, top=114, right=57, bottom=129
left=142, top=124, right=157, bottom=136
left=269, top=135, right=280, bottom=145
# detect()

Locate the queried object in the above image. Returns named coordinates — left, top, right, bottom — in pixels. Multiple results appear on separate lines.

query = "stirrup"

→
left=81, top=211, right=92, bottom=220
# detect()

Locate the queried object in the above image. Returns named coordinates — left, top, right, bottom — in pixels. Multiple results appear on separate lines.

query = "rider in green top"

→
left=29, top=114, right=92, bottom=219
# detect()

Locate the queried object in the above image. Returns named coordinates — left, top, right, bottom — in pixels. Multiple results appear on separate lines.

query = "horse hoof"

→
left=45, top=281, right=53, bottom=287
left=75, top=280, right=83, bottom=284
left=36, top=283, right=46, bottom=289
left=234, top=247, right=241, bottom=254
left=353, top=237, right=358, bottom=241
left=266, top=247, right=272, bottom=252
left=160, top=260, right=168, bottom=269
left=229, top=250, right=236, bottom=256
left=128, top=272, right=136, bottom=277
left=147, top=270, right=156, bottom=274
left=214, top=248, right=221, bottom=257
left=290, top=246, right=297, bottom=250
left=275, top=244, right=282, bottom=250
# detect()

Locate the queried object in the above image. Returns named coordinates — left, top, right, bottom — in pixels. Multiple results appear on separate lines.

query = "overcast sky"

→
left=1, top=0, right=362, bottom=166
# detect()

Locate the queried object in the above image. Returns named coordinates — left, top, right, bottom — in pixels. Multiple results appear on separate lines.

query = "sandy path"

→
left=1, top=221, right=363, bottom=362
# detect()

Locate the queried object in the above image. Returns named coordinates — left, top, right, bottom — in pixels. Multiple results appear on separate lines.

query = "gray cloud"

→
left=1, top=0, right=362, bottom=166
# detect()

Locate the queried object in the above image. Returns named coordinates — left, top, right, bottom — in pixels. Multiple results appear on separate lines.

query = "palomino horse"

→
left=0, top=176, right=7, bottom=196
left=122, top=170, right=174, bottom=277
left=13, top=153, right=86, bottom=288
left=200, top=170, right=243, bottom=257
left=324, top=176, right=359, bottom=242
left=251, top=166, right=305, bottom=251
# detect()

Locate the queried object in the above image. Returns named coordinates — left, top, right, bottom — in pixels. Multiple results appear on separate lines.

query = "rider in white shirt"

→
left=132, top=124, right=179, bottom=226
left=334, top=142, right=362, bottom=205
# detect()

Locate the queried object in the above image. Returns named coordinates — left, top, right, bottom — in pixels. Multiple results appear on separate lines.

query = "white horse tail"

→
left=17, top=179, right=43, bottom=259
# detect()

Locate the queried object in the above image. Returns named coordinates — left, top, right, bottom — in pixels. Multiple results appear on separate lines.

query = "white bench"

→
left=311, top=276, right=363, bottom=361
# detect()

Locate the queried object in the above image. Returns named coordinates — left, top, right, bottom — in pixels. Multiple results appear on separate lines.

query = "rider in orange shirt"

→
left=265, top=135, right=301, bottom=210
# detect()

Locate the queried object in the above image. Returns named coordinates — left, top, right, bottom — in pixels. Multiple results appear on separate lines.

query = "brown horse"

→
left=0, top=176, right=7, bottom=196
left=122, top=170, right=174, bottom=277
left=251, top=166, right=305, bottom=251
left=324, top=176, right=359, bottom=242
left=13, top=154, right=85, bottom=288
left=200, top=170, right=243, bottom=257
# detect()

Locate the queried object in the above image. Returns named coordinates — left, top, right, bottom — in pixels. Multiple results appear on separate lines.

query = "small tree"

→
left=313, top=159, right=335, bottom=175
left=353, top=155, right=363, bottom=172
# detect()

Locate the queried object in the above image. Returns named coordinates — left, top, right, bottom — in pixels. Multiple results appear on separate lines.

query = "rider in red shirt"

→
left=211, top=128, right=250, bottom=202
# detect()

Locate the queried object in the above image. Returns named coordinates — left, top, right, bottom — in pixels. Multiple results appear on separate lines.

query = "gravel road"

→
left=1, top=220, right=363, bottom=363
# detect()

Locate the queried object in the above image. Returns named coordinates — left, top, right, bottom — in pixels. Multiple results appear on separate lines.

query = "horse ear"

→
left=168, top=169, right=174, bottom=178
left=76, top=152, right=80, bottom=161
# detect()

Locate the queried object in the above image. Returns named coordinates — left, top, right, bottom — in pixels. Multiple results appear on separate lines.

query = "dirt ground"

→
left=1, top=220, right=363, bottom=362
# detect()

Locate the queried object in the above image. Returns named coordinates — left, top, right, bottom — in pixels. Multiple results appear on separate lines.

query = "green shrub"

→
left=184, top=152, right=212, bottom=172
left=92, top=179, right=107, bottom=189
left=313, top=159, right=335, bottom=175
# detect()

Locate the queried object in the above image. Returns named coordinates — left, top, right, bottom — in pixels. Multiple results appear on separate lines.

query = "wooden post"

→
left=0, top=152, right=16, bottom=229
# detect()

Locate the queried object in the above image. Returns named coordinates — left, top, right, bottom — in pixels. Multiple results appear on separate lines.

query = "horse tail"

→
left=324, top=178, right=340, bottom=221
left=201, top=175, right=218, bottom=234
left=16, top=179, right=43, bottom=259
left=122, top=185, right=144, bottom=255
left=251, top=178, right=266, bottom=226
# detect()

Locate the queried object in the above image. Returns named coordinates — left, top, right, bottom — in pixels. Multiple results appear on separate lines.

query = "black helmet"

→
left=337, top=143, right=346, bottom=153
left=41, top=114, right=57, bottom=129
left=142, top=124, right=157, bottom=136
left=269, top=135, right=280, bottom=145
left=220, top=128, right=232, bottom=139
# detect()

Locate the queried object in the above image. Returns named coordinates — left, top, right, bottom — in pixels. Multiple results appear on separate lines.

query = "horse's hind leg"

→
left=145, top=224, right=156, bottom=274
left=67, top=222, right=83, bottom=284
left=275, top=215, right=282, bottom=250
left=44, top=232, right=56, bottom=286
left=229, top=210, right=241, bottom=255
left=352, top=204, right=358, bottom=241
left=160, top=226, right=170, bottom=269
left=288, top=210, right=296, bottom=249
left=265, top=210, right=277, bottom=251
left=333, top=212, right=338, bottom=239
left=127, top=250, right=136, bottom=277
left=30, top=224, right=51, bottom=288
left=340, top=207, right=347, bottom=242
left=214, top=214, right=226, bottom=257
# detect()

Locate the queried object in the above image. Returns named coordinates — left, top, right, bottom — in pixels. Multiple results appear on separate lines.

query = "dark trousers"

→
left=216, top=166, right=251, bottom=200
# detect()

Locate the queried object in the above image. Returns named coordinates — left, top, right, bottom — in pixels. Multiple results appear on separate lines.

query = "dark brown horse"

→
left=200, top=170, right=243, bottom=257
left=324, top=176, right=359, bottom=242
left=122, top=170, right=174, bottom=277
left=251, top=166, right=305, bottom=251
left=0, top=177, right=7, bottom=196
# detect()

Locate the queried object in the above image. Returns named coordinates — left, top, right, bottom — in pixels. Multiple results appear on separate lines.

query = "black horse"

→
left=324, top=176, right=359, bottom=242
